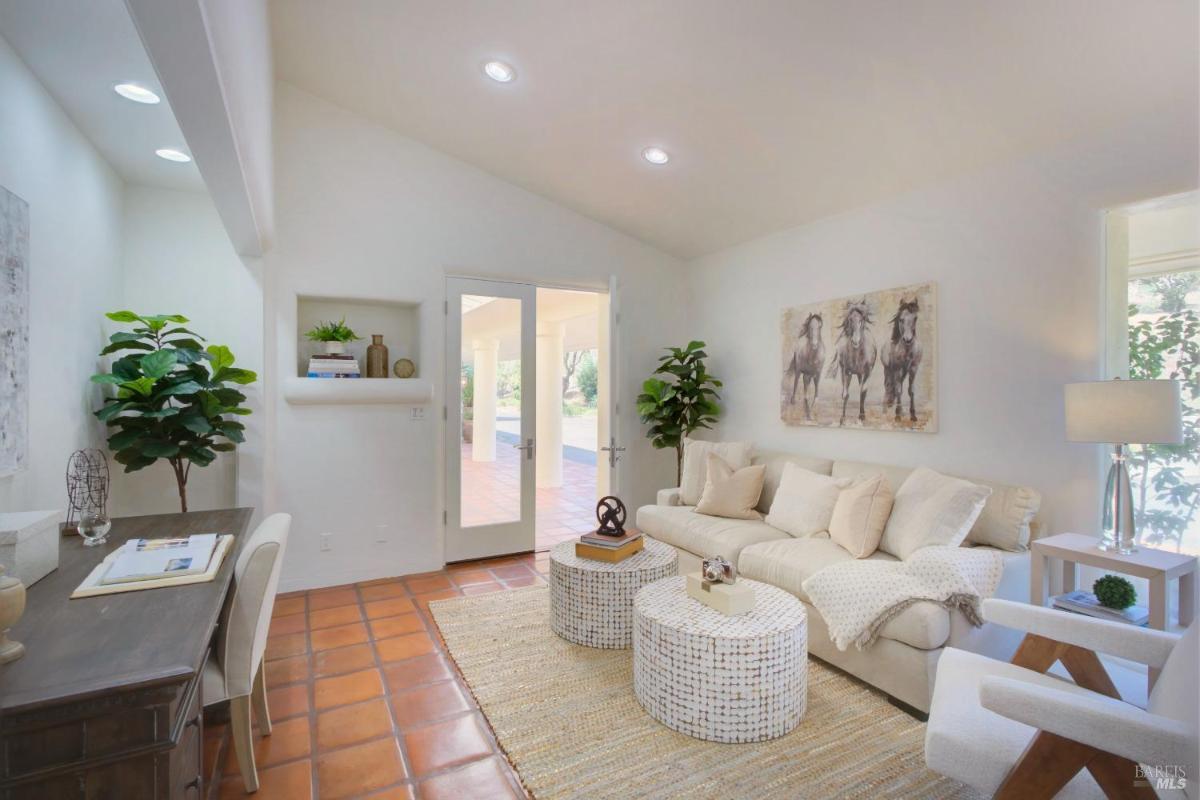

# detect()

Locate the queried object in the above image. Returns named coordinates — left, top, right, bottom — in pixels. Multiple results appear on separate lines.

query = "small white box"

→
left=686, top=571, right=755, bottom=616
left=0, top=510, right=62, bottom=586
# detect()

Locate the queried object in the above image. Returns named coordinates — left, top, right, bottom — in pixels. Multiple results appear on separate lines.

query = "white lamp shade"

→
left=1064, top=379, right=1183, bottom=444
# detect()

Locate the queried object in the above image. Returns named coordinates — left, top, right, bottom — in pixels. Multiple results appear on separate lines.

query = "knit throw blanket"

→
left=801, top=545, right=1005, bottom=651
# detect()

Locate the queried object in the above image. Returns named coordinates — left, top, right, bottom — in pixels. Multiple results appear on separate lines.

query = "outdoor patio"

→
left=459, top=438, right=598, bottom=551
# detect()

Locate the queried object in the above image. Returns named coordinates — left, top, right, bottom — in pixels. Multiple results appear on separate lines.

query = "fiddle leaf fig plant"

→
left=91, top=311, right=257, bottom=512
left=636, top=340, right=722, bottom=484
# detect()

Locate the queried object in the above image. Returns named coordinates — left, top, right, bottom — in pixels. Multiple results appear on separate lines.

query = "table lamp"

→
left=1065, top=379, right=1183, bottom=553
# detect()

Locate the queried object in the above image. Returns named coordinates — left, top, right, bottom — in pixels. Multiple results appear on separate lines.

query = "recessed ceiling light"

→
left=155, top=148, right=191, bottom=163
left=483, top=60, right=516, bottom=83
left=113, top=83, right=160, bottom=104
left=642, top=147, right=670, bottom=165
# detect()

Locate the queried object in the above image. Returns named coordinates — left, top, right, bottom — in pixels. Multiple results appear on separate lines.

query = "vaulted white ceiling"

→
left=271, top=0, right=1198, bottom=258
left=0, top=0, right=203, bottom=192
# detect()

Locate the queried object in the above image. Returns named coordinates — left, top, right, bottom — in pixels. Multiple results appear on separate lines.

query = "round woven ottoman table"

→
left=632, top=575, right=808, bottom=743
left=548, top=537, right=678, bottom=649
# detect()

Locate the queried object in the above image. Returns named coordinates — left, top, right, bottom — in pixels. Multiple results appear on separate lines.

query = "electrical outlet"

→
left=320, top=532, right=333, bottom=552
left=410, top=407, right=425, bottom=421
left=375, top=524, right=389, bottom=545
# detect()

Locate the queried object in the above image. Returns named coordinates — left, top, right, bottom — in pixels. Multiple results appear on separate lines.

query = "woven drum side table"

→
left=549, top=538, right=678, bottom=649
left=633, top=576, right=807, bottom=743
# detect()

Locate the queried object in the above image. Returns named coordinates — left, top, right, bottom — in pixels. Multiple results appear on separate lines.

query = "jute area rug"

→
left=429, top=587, right=981, bottom=800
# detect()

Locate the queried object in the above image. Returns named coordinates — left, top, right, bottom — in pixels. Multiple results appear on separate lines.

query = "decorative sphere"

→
left=393, top=358, right=416, bottom=378
left=1093, top=574, right=1136, bottom=610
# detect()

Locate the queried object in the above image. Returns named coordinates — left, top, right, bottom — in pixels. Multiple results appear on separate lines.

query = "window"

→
left=1106, top=193, right=1200, bottom=554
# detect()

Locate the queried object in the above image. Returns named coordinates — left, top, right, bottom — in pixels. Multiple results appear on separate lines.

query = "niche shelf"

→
left=283, top=376, right=432, bottom=406
left=286, top=294, right=427, bottom=406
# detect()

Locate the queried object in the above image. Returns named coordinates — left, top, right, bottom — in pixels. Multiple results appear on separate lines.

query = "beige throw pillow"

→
left=765, top=462, right=850, bottom=537
left=880, top=467, right=992, bottom=560
left=679, top=438, right=754, bottom=505
left=965, top=482, right=1042, bottom=551
left=695, top=454, right=766, bottom=520
left=828, top=475, right=894, bottom=558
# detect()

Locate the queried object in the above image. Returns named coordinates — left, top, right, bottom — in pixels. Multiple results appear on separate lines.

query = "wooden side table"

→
left=1031, top=532, right=1197, bottom=688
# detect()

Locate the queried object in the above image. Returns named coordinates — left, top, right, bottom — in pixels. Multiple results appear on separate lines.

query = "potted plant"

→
left=305, top=318, right=361, bottom=355
left=636, top=341, right=722, bottom=484
left=91, top=311, right=257, bottom=512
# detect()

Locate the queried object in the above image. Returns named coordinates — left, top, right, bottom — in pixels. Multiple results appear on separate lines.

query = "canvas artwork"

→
left=0, top=186, right=30, bottom=476
left=781, top=282, right=937, bottom=432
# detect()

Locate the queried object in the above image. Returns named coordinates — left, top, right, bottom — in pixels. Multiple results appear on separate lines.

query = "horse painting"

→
left=781, top=282, right=936, bottom=432
left=786, top=313, right=825, bottom=420
left=881, top=298, right=923, bottom=423
left=826, top=299, right=877, bottom=425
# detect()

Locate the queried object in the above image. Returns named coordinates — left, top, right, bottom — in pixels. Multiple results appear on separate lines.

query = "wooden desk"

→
left=0, top=508, right=251, bottom=800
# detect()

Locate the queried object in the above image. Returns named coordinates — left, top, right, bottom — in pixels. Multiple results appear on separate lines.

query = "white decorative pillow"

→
left=695, top=454, right=766, bottom=520
left=880, top=467, right=992, bottom=560
left=679, top=439, right=754, bottom=505
left=765, top=462, right=850, bottom=538
left=828, top=474, right=894, bottom=558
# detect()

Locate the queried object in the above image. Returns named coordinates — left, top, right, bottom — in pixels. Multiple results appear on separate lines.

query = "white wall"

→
left=113, top=185, right=264, bottom=517
left=0, top=34, right=124, bottom=513
left=268, top=83, right=689, bottom=591
left=687, top=112, right=1197, bottom=538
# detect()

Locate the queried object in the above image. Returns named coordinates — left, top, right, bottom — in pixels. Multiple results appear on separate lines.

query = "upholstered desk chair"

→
left=203, top=513, right=292, bottom=793
left=926, top=598, right=1197, bottom=799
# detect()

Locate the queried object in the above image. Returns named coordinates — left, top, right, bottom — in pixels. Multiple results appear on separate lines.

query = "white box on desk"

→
left=0, top=510, right=61, bottom=586
left=686, top=571, right=755, bottom=616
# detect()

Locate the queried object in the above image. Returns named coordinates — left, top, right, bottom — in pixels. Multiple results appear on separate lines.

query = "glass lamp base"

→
left=1099, top=446, right=1137, bottom=555
left=1096, top=537, right=1137, bottom=555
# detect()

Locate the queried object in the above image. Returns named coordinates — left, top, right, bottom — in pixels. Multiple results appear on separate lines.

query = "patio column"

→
left=536, top=321, right=564, bottom=488
left=471, top=338, right=499, bottom=462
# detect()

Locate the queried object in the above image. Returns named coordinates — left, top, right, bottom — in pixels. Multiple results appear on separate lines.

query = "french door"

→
left=445, top=277, right=536, bottom=561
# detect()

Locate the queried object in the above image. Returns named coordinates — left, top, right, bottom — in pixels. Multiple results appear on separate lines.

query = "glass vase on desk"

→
left=78, top=510, right=112, bottom=547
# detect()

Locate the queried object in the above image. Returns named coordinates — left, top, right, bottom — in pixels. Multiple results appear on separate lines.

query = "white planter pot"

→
left=322, top=341, right=346, bottom=355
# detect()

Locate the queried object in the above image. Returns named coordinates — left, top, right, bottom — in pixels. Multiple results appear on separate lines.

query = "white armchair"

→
left=926, top=598, right=1197, bottom=799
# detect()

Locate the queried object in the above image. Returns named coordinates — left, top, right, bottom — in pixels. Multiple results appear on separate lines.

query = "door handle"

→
left=600, top=438, right=625, bottom=468
left=512, top=438, right=535, bottom=460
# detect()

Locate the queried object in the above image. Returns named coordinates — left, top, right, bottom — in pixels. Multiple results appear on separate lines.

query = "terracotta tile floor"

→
left=459, top=441, right=598, bottom=550
left=208, top=553, right=551, bottom=800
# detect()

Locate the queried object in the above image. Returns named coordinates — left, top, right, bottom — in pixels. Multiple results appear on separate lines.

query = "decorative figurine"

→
left=62, top=449, right=109, bottom=536
left=595, top=496, right=627, bottom=537
left=702, top=555, right=737, bottom=585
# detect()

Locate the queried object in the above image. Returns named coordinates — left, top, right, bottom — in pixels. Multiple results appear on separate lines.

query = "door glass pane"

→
left=460, top=295, right=522, bottom=527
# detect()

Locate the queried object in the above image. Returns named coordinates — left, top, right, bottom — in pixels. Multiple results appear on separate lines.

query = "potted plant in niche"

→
left=305, top=318, right=361, bottom=355
left=636, top=340, right=722, bottom=484
left=91, top=311, right=257, bottom=512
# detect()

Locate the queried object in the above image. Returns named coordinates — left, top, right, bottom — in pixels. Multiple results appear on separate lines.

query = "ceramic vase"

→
left=366, top=335, right=388, bottom=378
left=322, top=341, right=346, bottom=356
left=0, top=565, right=26, bottom=664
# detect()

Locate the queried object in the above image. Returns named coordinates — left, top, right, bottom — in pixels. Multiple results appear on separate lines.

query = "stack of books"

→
left=1052, top=590, right=1149, bottom=626
left=100, top=533, right=220, bottom=585
left=575, top=529, right=643, bottom=563
left=307, top=353, right=361, bottom=378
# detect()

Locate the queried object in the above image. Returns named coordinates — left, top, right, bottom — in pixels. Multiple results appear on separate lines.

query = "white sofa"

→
left=635, top=450, right=1041, bottom=714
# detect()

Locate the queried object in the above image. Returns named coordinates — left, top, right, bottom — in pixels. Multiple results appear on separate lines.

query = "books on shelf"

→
left=100, top=533, right=220, bottom=585
left=1051, top=590, right=1149, bottom=626
left=575, top=530, right=643, bottom=563
left=308, top=354, right=361, bottom=378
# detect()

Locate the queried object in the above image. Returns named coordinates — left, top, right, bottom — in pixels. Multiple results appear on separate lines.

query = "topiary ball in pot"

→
left=1093, top=574, right=1136, bottom=610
